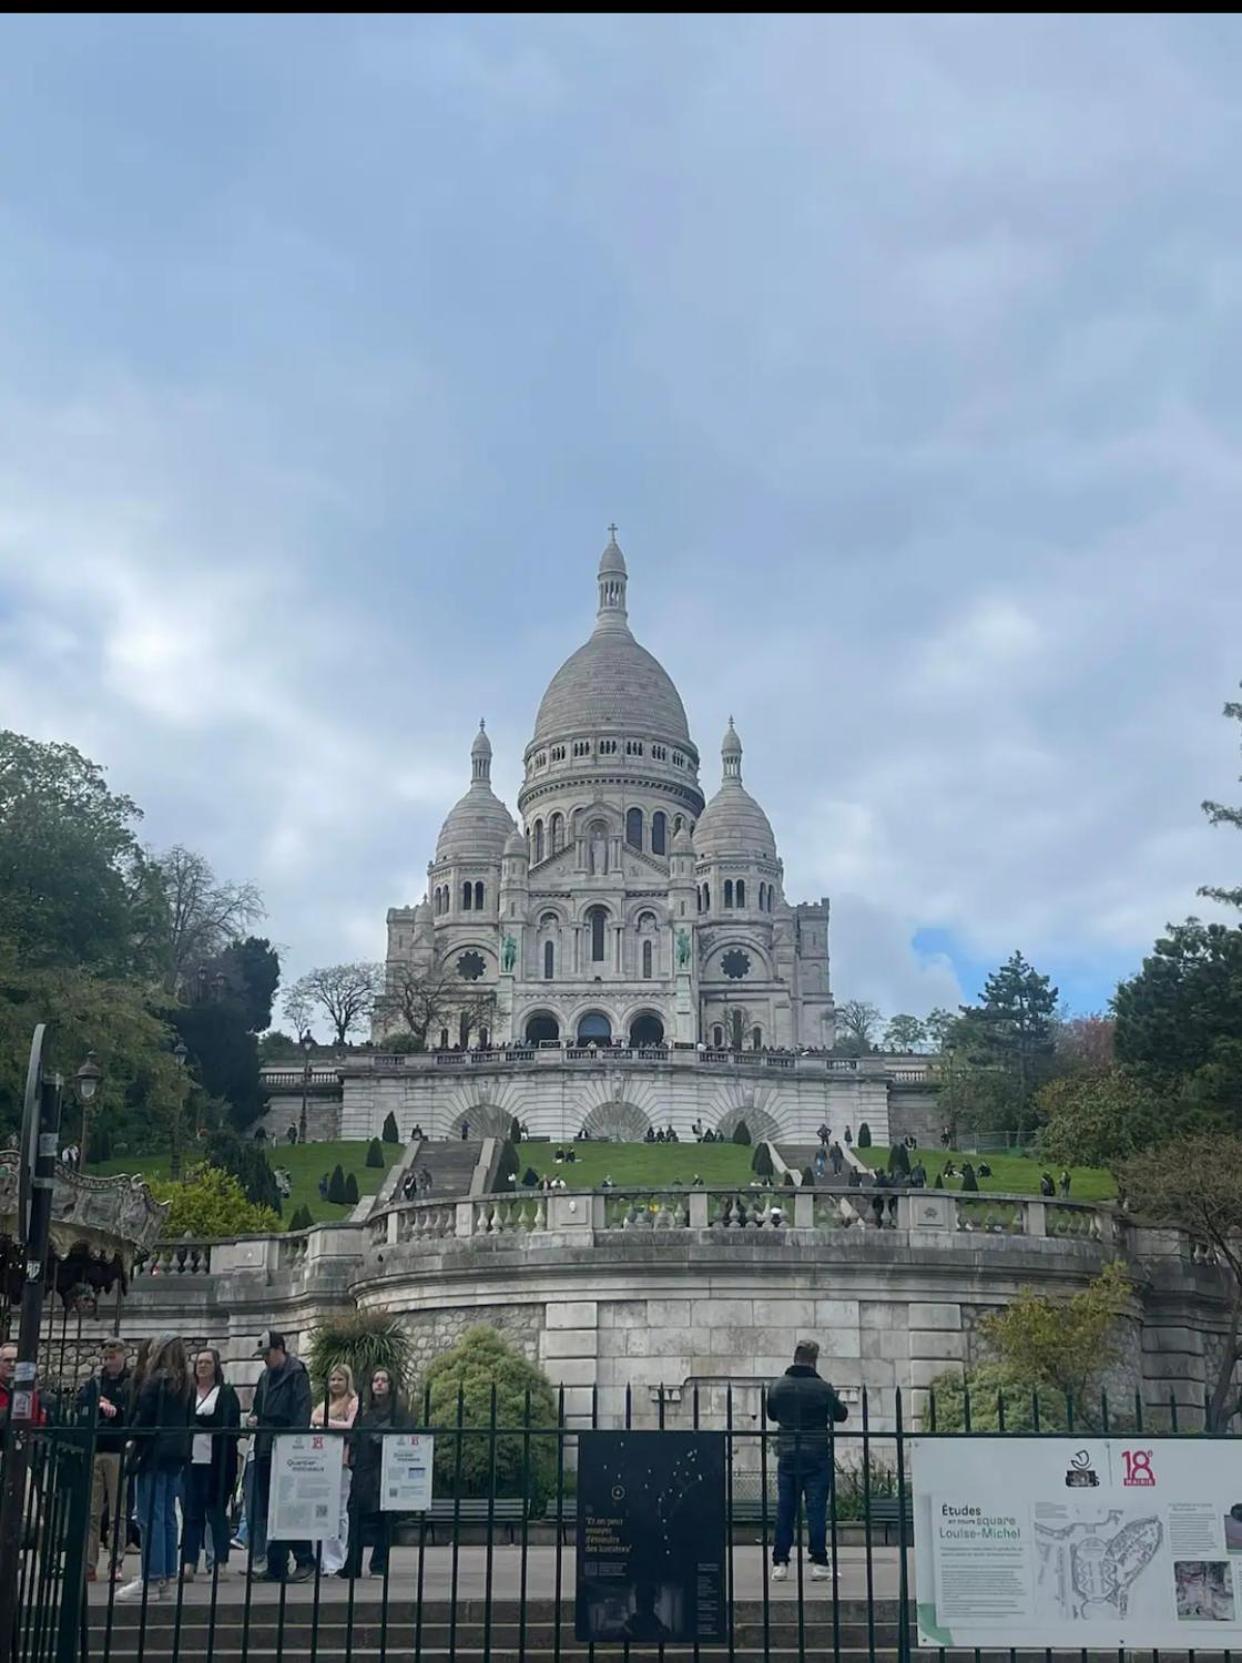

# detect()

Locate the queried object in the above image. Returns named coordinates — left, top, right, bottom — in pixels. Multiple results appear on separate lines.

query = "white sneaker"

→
left=810, top=1563, right=832, bottom=1581
left=770, top=1564, right=788, bottom=1582
left=181, top=1565, right=196, bottom=1582
left=115, top=1579, right=148, bottom=1603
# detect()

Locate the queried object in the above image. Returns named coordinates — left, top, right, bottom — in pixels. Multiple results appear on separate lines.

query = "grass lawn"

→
left=518, top=1139, right=757, bottom=1188
left=92, top=1139, right=405, bottom=1227
left=853, top=1145, right=1116, bottom=1202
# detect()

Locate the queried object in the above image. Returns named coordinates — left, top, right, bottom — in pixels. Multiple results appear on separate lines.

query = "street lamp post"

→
left=75, top=1049, right=102, bottom=1169
left=299, top=1030, right=314, bottom=1145
left=0, top=1028, right=102, bottom=1663
left=171, top=1038, right=188, bottom=1178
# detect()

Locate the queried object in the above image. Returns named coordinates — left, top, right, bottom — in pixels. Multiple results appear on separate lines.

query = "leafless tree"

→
left=283, top=961, right=382, bottom=1047
left=151, top=845, right=264, bottom=994
left=376, top=963, right=496, bottom=1050
left=836, top=998, right=883, bottom=1055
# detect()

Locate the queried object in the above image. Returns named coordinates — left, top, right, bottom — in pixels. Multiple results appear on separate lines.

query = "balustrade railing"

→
left=308, top=1048, right=930, bottom=1079
left=133, top=1241, right=213, bottom=1277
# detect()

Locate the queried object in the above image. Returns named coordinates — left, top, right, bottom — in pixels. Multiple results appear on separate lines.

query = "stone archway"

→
left=448, top=1103, right=511, bottom=1140
left=577, top=1011, right=612, bottom=1045
left=628, top=1011, right=665, bottom=1047
left=581, top=1100, right=651, bottom=1142
left=715, top=1103, right=781, bottom=1143
left=524, top=1011, right=560, bottom=1044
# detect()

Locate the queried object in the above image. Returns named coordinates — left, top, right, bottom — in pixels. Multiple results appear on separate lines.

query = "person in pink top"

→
left=311, top=1365, right=359, bottom=1574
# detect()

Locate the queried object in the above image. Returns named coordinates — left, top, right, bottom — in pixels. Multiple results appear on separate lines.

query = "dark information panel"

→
left=575, top=1430, right=727, bottom=1644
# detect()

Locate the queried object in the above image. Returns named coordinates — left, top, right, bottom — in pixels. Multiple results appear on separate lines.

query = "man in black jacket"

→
left=77, top=1340, right=131, bottom=1581
left=249, top=1330, right=314, bottom=1583
left=766, top=1340, right=848, bottom=1582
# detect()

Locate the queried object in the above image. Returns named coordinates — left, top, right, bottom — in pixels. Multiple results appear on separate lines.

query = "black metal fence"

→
left=3, top=1384, right=1239, bottom=1663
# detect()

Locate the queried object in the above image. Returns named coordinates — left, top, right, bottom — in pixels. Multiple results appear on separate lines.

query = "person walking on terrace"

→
left=766, top=1339, right=848, bottom=1583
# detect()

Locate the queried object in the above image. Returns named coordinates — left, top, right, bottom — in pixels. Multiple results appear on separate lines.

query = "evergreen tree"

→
left=782, top=1170, right=795, bottom=1187
left=203, top=1129, right=282, bottom=1214
left=366, top=1137, right=385, bottom=1168
left=857, top=1122, right=872, bottom=1148
left=802, top=1165, right=817, bottom=1187
left=887, top=1141, right=910, bottom=1177
left=751, top=1142, right=774, bottom=1177
left=1200, top=687, right=1242, bottom=909
left=381, top=1110, right=400, bottom=1144
left=731, top=1119, right=751, bottom=1146
left=509, top=1115, right=522, bottom=1145
left=961, top=1164, right=979, bottom=1192
left=967, top=950, right=1058, bottom=1103
left=344, top=1171, right=359, bottom=1204
left=288, top=1203, right=314, bottom=1231
left=328, top=1163, right=346, bottom=1204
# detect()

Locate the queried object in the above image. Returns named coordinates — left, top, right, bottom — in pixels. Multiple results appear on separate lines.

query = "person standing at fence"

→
left=342, top=1368, right=399, bottom=1579
left=181, top=1349, right=241, bottom=1580
left=248, top=1330, right=315, bottom=1583
left=77, top=1339, right=131, bottom=1582
left=311, top=1364, right=359, bottom=1575
left=766, top=1339, right=848, bottom=1583
left=117, top=1334, right=193, bottom=1603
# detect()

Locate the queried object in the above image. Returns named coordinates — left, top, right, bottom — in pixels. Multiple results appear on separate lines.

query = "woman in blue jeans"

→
left=181, top=1349, right=241, bottom=1578
left=118, top=1334, right=193, bottom=1603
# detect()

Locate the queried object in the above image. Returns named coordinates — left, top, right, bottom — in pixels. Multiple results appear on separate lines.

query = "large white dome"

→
left=529, top=532, right=692, bottom=750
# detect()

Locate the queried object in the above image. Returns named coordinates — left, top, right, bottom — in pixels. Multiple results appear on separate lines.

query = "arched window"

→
left=696, top=886, right=702, bottom=913
left=752, top=1026, right=763, bottom=1050
left=588, top=905, right=607, bottom=962
left=673, top=815, right=684, bottom=835
left=712, top=1025, right=724, bottom=1048
left=724, top=879, right=734, bottom=908
left=703, top=883, right=711, bottom=911
left=550, top=812, right=564, bottom=853
left=642, top=939, right=653, bottom=978
left=731, top=1009, right=744, bottom=1051
left=736, top=879, right=745, bottom=908
left=651, top=811, right=666, bottom=855
left=475, top=881, right=484, bottom=911
left=626, top=807, right=643, bottom=848
left=462, top=881, right=473, bottom=911
left=533, top=820, right=544, bottom=863
left=544, top=940, right=554, bottom=980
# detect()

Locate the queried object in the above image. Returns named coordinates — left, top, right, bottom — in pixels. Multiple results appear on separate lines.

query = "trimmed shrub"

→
left=731, top=1119, right=752, bottom=1146
left=288, top=1203, right=314, bottom=1231
left=857, top=1122, right=872, bottom=1148
left=381, top=1110, right=400, bottom=1144
left=961, top=1165, right=979, bottom=1192
left=782, top=1170, right=795, bottom=1188
left=802, top=1165, right=817, bottom=1188
left=887, top=1142, right=910, bottom=1177
left=365, top=1137, right=385, bottom=1168
left=422, top=1326, right=558, bottom=1504
left=149, top=1166, right=281, bottom=1238
left=510, top=1115, right=522, bottom=1145
left=751, top=1142, right=774, bottom=1178
left=344, top=1171, right=360, bottom=1204
left=327, top=1164, right=346, bottom=1204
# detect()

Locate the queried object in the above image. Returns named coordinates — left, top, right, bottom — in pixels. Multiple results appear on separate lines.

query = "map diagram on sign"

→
left=1035, top=1510, right=1164, bottom=1621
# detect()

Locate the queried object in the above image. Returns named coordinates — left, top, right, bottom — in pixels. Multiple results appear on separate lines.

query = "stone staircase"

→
left=403, top=1138, right=486, bottom=1199
left=778, top=1141, right=866, bottom=1182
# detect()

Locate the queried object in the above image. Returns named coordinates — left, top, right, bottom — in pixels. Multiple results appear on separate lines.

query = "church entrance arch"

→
left=576, top=1011, right=612, bottom=1045
left=628, top=1012, right=665, bottom=1047
left=525, top=1012, right=559, bottom=1044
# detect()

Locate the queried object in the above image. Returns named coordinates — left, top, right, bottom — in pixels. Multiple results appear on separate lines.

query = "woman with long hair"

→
left=342, top=1368, right=400, bottom=1579
left=311, top=1364, right=359, bottom=1575
left=118, top=1334, right=192, bottom=1603
left=181, top=1349, right=241, bottom=1579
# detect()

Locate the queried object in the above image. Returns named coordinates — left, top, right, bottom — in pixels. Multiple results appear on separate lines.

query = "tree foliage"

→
left=328, top=1164, right=346, bottom=1205
left=887, top=1141, right=910, bottom=1177
left=1036, top=1068, right=1166, bottom=1172
left=366, top=1137, right=385, bottom=1168
left=284, top=961, right=381, bottom=1046
left=930, top=1263, right=1131, bottom=1431
left=421, top=1326, right=558, bottom=1502
left=731, top=1119, right=751, bottom=1146
left=884, top=1014, right=927, bottom=1053
left=857, top=1122, right=872, bottom=1148
left=1200, top=688, right=1242, bottom=909
left=1114, top=920, right=1242, bottom=1128
left=208, top=936, right=281, bottom=1034
left=0, top=730, right=157, bottom=975
left=381, top=1111, right=400, bottom=1145
left=167, top=999, right=262, bottom=1132
left=836, top=999, right=882, bottom=1055
left=150, top=1165, right=281, bottom=1238
left=751, top=1142, right=774, bottom=1178
left=148, top=845, right=264, bottom=996
left=939, top=951, right=1059, bottom=1135
left=306, top=1310, right=415, bottom=1401
left=344, top=1171, right=359, bottom=1204
left=203, top=1129, right=282, bottom=1214
left=1119, top=1134, right=1242, bottom=1431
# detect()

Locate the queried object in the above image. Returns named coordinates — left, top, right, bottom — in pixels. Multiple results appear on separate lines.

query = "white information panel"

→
left=913, top=1437, right=1242, bottom=1650
left=381, top=1432, right=435, bottom=1511
left=268, top=1432, right=344, bottom=1541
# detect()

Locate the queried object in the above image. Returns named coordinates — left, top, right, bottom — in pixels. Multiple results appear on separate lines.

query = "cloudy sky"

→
left=2, top=14, right=1240, bottom=1027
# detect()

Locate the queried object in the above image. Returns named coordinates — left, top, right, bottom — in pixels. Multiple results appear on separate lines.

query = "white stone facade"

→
left=380, top=533, right=835, bottom=1057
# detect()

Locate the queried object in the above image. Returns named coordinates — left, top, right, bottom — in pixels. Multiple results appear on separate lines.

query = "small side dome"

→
left=435, top=726, right=515, bottom=862
left=671, top=821, right=694, bottom=854
left=694, top=718, right=778, bottom=861
left=504, top=827, right=528, bottom=858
